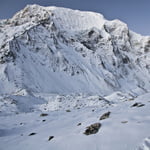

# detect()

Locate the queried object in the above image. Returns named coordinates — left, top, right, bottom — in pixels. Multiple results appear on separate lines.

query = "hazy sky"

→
left=0, top=0, right=149, bottom=35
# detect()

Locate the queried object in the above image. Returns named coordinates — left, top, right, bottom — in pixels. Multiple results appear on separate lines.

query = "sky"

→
left=0, top=0, right=149, bottom=35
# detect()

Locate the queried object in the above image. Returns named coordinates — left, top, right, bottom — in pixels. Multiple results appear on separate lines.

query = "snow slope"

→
left=0, top=93, right=150, bottom=150
left=0, top=4, right=150, bottom=150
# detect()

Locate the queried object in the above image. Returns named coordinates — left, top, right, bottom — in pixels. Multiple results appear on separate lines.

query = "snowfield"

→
left=0, top=4, right=150, bottom=150
left=0, top=92, right=150, bottom=150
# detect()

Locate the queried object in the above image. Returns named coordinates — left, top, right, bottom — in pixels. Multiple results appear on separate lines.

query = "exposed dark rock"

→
left=122, top=56, right=130, bottom=64
left=84, top=123, right=101, bottom=135
left=81, top=41, right=92, bottom=50
left=121, top=121, right=128, bottom=124
left=77, top=123, right=81, bottom=126
left=0, top=49, right=16, bottom=64
left=66, top=109, right=71, bottom=112
left=28, top=132, right=36, bottom=136
left=40, top=113, right=48, bottom=117
left=131, top=103, right=145, bottom=107
left=88, top=30, right=95, bottom=37
left=100, top=111, right=111, bottom=120
left=144, top=40, right=150, bottom=53
left=48, top=136, right=54, bottom=141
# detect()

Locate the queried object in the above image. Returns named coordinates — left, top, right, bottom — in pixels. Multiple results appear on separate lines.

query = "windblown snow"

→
left=0, top=4, right=150, bottom=150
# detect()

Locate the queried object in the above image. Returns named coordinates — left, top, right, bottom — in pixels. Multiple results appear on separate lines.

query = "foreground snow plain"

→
left=0, top=92, right=150, bottom=150
left=0, top=5, right=150, bottom=150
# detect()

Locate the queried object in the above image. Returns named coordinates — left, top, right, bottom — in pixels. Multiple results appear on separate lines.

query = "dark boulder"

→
left=40, top=113, right=48, bottom=117
left=84, top=123, right=101, bottom=135
left=48, top=136, right=54, bottom=141
left=131, top=103, right=145, bottom=107
left=28, top=132, right=36, bottom=136
left=100, top=111, right=111, bottom=120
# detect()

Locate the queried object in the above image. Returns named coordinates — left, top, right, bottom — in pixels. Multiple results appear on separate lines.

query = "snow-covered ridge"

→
left=10, top=4, right=105, bottom=31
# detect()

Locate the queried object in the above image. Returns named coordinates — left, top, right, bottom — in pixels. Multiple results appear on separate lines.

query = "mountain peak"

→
left=9, top=4, right=106, bottom=32
left=0, top=5, right=149, bottom=95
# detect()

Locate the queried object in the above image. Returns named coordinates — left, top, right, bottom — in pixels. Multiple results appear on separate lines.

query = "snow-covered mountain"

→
left=0, top=5, right=150, bottom=150
left=0, top=4, right=150, bottom=95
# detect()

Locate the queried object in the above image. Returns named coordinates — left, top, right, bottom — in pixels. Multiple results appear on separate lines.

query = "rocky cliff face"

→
left=0, top=4, right=149, bottom=95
